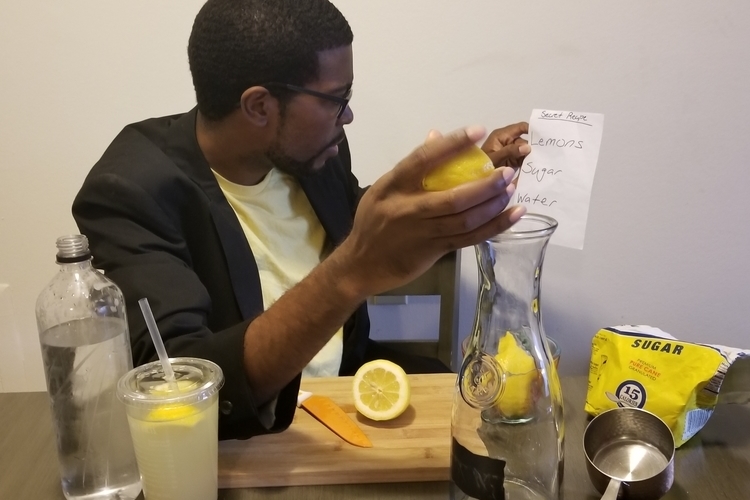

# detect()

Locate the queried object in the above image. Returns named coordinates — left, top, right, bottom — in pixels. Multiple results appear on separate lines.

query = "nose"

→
left=338, top=104, right=354, bottom=125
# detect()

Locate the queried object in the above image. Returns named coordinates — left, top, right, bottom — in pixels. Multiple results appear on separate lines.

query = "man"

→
left=72, top=0, right=529, bottom=440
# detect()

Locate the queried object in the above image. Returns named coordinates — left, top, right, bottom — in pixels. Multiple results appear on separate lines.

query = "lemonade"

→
left=117, top=358, right=224, bottom=500
left=127, top=399, right=219, bottom=500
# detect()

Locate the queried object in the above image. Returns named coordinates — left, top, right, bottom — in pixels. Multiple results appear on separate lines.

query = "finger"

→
left=415, top=166, right=516, bottom=218
left=487, top=122, right=529, bottom=144
left=487, top=142, right=531, bottom=168
left=428, top=183, right=517, bottom=236
left=394, top=125, right=487, bottom=187
left=425, top=129, right=443, bottom=143
left=438, top=205, right=527, bottom=251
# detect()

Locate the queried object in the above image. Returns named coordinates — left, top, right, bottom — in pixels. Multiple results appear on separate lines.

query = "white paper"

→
left=515, top=109, right=604, bottom=249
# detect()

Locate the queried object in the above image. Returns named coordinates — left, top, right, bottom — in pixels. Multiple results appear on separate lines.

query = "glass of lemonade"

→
left=117, top=357, right=224, bottom=500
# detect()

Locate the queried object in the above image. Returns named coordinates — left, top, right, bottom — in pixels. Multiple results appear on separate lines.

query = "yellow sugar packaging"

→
left=585, top=325, right=749, bottom=447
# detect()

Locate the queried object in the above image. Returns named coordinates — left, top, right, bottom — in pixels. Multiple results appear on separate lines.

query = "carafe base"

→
left=63, top=480, right=142, bottom=500
left=451, top=479, right=556, bottom=500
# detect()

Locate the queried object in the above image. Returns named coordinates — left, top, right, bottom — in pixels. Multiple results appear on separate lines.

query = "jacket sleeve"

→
left=72, top=162, right=299, bottom=441
left=336, top=136, right=368, bottom=214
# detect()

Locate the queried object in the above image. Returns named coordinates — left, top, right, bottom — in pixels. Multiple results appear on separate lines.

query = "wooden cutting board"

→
left=218, top=373, right=456, bottom=488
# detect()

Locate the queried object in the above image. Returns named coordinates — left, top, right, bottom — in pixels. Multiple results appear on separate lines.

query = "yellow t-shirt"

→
left=213, top=168, right=343, bottom=378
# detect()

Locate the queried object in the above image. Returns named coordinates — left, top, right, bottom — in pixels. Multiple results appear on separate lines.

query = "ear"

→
left=238, top=86, right=278, bottom=127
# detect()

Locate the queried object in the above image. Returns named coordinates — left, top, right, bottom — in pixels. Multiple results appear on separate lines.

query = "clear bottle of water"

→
left=36, top=235, right=141, bottom=500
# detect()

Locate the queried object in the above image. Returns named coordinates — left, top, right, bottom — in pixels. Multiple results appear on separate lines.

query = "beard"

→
left=267, top=132, right=345, bottom=178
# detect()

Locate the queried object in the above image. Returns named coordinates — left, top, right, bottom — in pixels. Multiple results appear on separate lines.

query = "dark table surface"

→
left=2, top=375, right=748, bottom=499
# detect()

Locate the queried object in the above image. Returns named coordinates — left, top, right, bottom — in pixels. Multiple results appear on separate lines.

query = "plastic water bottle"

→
left=36, top=235, right=141, bottom=500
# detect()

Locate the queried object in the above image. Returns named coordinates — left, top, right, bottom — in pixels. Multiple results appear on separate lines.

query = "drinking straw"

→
left=138, top=297, right=179, bottom=391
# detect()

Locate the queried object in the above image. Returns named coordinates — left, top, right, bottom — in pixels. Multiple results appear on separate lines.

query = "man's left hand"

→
left=481, top=122, right=530, bottom=169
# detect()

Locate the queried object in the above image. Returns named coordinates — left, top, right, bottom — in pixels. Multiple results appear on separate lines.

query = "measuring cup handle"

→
left=601, top=478, right=622, bottom=500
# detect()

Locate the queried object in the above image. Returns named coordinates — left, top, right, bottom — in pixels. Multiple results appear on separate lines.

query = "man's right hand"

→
left=333, top=126, right=526, bottom=299
left=243, top=126, right=524, bottom=403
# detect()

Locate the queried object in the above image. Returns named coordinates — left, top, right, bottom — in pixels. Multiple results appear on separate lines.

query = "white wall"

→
left=2, top=1, right=749, bottom=391
left=339, top=0, right=750, bottom=373
left=0, top=0, right=204, bottom=391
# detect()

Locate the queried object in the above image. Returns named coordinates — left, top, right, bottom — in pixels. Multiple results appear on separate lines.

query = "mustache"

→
left=325, top=132, right=345, bottom=151
left=307, top=132, right=346, bottom=164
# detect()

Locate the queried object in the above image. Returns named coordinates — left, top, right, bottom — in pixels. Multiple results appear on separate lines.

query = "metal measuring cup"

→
left=583, top=407, right=675, bottom=500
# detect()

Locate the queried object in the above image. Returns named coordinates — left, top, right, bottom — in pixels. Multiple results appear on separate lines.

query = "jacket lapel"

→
left=166, top=109, right=264, bottom=320
left=298, top=165, right=353, bottom=246
left=164, top=109, right=356, bottom=321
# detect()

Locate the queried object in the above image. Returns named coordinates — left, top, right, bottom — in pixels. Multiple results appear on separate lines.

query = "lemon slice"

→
left=146, top=379, right=203, bottom=424
left=148, top=404, right=200, bottom=422
left=352, top=359, right=411, bottom=421
left=422, top=144, right=494, bottom=191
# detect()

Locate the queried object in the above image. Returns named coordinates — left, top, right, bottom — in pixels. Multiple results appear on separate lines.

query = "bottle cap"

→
left=55, top=234, right=91, bottom=263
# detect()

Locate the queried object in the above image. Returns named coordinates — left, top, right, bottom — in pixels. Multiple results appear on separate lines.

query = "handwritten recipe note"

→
left=516, top=109, right=604, bottom=249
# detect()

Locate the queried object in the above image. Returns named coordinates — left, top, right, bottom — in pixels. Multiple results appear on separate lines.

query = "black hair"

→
left=188, top=0, right=353, bottom=121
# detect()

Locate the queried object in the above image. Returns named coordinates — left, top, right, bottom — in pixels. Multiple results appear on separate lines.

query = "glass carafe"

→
left=451, top=214, right=564, bottom=500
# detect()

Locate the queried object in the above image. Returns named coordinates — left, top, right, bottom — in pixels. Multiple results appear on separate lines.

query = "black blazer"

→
left=72, top=109, right=371, bottom=440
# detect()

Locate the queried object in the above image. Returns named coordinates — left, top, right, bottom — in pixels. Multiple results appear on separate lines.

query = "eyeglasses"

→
left=263, top=82, right=351, bottom=119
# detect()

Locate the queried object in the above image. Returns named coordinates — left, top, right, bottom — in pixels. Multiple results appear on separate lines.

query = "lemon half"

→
left=352, top=359, right=411, bottom=421
left=422, top=145, right=493, bottom=191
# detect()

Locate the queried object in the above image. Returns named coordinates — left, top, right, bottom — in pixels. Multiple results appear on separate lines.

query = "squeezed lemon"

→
left=494, top=332, right=538, bottom=418
left=352, top=359, right=411, bottom=421
left=422, top=145, right=493, bottom=191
